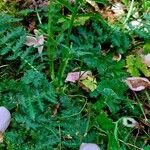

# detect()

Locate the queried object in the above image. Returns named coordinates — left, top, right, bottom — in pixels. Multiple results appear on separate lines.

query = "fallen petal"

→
left=38, top=46, right=44, bottom=54
left=79, top=71, right=92, bottom=80
left=111, top=2, right=124, bottom=17
left=113, top=53, right=122, bottom=61
left=0, top=106, right=11, bottom=133
left=70, top=0, right=75, bottom=4
left=34, top=29, right=40, bottom=35
left=80, top=143, right=101, bottom=150
left=122, top=117, right=138, bottom=128
left=133, top=12, right=139, bottom=19
left=37, top=35, right=44, bottom=54
left=142, top=54, right=150, bottom=68
left=24, top=36, right=38, bottom=47
left=65, top=71, right=92, bottom=83
left=65, top=72, right=81, bottom=83
left=124, top=77, right=150, bottom=91
left=37, top=35, right=44, bottom=45
left=130, top=19, right=142, bottom=28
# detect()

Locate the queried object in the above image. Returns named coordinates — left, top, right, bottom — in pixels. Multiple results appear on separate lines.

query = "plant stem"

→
left=58, top=125, right=62, bottom=150
left=61, top=99, right=87, bottom=119
left=119, top=139, right=143, bottom=150
left=57, top=55, right=70, bottom=87
left=47, top=1, right=55, bottom=80
left=123, top=0, right=134, bottom=25
left=144, top=90, right=150, bottom=105
left=57, top=1, right=78, bottom=87
left=35, top=7, right=42, bottom=24
left=134, top=92, right=148, bottom=121
left=66, top=2, right=78, bottom=46
left=84, top=109, right=91, bottom=137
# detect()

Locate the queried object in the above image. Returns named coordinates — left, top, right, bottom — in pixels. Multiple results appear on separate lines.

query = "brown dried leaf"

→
left=125, top=77, right=150, bottom=91
left=28, top=20, right=36, bottom=32
left=51, top=104, right=60, bottom=117
left=113, top=53, right=122, bottom=61
left=0, top=132, right=3, bottom=143
left=85, top=0, right=101, bottom=13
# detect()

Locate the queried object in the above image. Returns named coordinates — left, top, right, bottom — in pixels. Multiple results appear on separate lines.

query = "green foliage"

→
left=108, top=134, right=119, bottom=150
left=143, top=0, right=150, bottom=11
left=96, top=112, right=114, bottom=130
left=0, top=0, right=18, bottom=15
left=144, top=145, right=150, bottom=150
left=0, top=1, right=149, bottom=150
left=1, top=70, right=57, bottom=119
left=144, top=41, right=150, bottom=54
left=126, top=55, right=150, bottom=77
left=1, top=70, right=95, bottom=149
left=122, top=0, right=129, bottom=6
left=132, top=14, right=150, bottom=40
left=0, top=13, right=48, bottom=73
left=90, top=77, right=130, bottom=113
left=71, top=22, right=130, bottom=56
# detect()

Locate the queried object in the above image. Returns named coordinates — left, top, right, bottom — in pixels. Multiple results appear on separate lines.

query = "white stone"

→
left=80, top=143, right=101, bottom=150
left=0, top=106, right=11, bottom=133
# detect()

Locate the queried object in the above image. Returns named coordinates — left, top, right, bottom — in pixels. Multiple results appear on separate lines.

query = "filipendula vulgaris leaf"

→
left=135, top=56, right=150, bottom=77
left=107, top=133, right=119, bottom=150
left=133, top=13, right=150, bottom=40
left=126, top=55, right=150, bottom=77
left=144, top=41, right=150, bottom=54
left=80, top=76, right=97, bottom=92
left=96, top=112, right=114, bottom=130
left=143, top=0, right=150, bottom=11
left=101, top=88, right=120, bottom=113
left=126, top=55, right=140, bottom=76
left=0, top=14, right=42, bottom=72
left=144, top=145, right=150, bottom=150
left=111, top=28, right=130, bottom=54
left=92, top=97, right=106, bottom=111
left=91, top=78, right=127, bottom=113
left=122, top=0, right=129, bottom=6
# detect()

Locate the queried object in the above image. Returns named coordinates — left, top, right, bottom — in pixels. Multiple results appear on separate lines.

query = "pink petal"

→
left=0, top=106, right=11, bottom=133
left=80, top=143, right=101, bottom=150
left=142, top=54, right=150, bottom=67
left=65, top=72, right=81, bottom=83
left=37, top=35, right=44, bottom=45
left=124, top=77, right=150, bottom=91
left=24, top=36, right=38, bottom=46
left=38, top=46, right=44, bottom=54
left=65, top=71, right=92, bottom=83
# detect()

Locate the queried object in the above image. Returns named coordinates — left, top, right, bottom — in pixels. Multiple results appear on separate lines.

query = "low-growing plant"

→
left=0, top=0, right=150, bottom=150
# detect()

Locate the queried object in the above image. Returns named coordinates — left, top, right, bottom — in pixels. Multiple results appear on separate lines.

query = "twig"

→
left=58, top=125, right=62, bottom=150
left=144, top=90, right=150, bottom=105
left=61, top=99, right=87, bottom=118
left=119, top=139, right=144, bottom=150
left=0, top=64, right=8, bottom=68
left=134, top=92, right=148, bottom=121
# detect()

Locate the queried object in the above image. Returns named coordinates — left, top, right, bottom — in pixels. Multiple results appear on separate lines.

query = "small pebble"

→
left=80, top=143, right=101, bottom=150
left=0, top=106, right=11, bottom=133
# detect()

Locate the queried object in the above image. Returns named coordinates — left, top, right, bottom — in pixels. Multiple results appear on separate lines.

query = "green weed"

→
left=0, top=0, right=150, bottom=150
